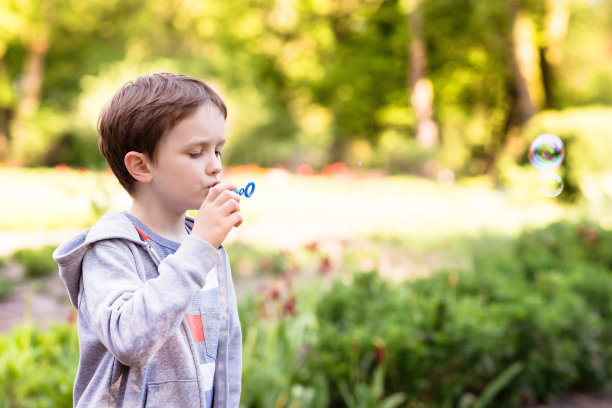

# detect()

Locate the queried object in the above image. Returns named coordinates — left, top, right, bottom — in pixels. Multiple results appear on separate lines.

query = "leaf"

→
left=473, top=361, right=524, bottom=408
left=379, top=392, right=407, bottom=408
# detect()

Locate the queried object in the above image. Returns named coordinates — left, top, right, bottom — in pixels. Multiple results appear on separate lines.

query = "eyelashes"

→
left=188, top=151, right=223, bottom=159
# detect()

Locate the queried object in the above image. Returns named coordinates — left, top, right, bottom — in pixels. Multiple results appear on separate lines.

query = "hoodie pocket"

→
left=202, top=308, right=221, bottom=360
left=145, top=380, right=199, bottom=408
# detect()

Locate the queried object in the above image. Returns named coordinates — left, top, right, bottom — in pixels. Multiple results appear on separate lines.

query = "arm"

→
left=80, top=235, right=219, bottom=367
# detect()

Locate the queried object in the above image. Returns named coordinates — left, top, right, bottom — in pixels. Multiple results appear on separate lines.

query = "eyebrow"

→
left=185, top=138, right=226, bottom=149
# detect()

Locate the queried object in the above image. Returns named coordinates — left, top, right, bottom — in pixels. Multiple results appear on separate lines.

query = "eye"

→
left=215, top=151, right=223, bottom=159
left=189, top=152, right=202, bottom=158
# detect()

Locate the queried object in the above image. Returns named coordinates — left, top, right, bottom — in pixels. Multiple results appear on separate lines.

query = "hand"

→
left=191, top=182, right=243, bottom=248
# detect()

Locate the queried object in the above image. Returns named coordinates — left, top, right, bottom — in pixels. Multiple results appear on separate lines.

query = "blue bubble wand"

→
left=233, top=181, right=255, bottom=198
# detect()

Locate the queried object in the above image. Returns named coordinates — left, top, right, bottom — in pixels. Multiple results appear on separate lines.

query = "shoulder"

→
left=86, top=210, right=142, bottom=244
left=83, top=212, right=147, bottom=270
left=54, top=211, right=138, bottom=267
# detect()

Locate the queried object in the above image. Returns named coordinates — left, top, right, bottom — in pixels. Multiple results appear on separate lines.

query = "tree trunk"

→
left=489, top=1, right=546, bottom=175
left=506, top=0, right=545, bottom=125
left=544, top=0, right=570, bottom=66
left=0, top=57, right=8, bottom=162
left=407, top=0, right=438, bottom=149
left=9, top=36, right=48, bottom=165
left=0, top=108, right=9, bottom=163
left=542, top=0, right=570, bottom=107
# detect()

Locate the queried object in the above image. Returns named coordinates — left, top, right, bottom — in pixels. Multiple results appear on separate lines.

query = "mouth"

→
left=208, top=181, right=220, bottom=189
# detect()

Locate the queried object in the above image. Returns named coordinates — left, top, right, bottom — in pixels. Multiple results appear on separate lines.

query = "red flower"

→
left=318, top=257, right=333, bottom=275
left=321, top=162, right=349, bottom=175
left=304, top=241, right=319, bottom=252
left=374, top=338, right=386, bottom=364
left=283, top=296, right=297, bottom=316
left=296, top=164, right=314, bottom=175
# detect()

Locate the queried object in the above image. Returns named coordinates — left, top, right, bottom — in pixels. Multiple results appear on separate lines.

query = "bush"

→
left=0, top=277, right=14, bottom=300
left=0, top=256, right=14, bottom=300
left=239, top=277, right=329, bottom=408
left=226, top=242, right=297, bottom=277
left=308, top=220, right=612, bottom=407
left=11, top=246, right=58, bottom=279
left=500, top=106, right=612, bottom=203
left=0, top=324, right=78, bottom=408
left=3, top=220, right=612, bottom=408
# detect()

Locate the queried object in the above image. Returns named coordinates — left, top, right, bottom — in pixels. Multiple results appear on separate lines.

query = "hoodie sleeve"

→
left=80, top=235, right=220, bottom=367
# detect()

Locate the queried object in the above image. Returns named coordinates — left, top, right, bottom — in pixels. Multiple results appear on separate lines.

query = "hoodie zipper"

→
left=133, top=225, right=162, bottom=265
left=133, top=222, right=214, bottom=405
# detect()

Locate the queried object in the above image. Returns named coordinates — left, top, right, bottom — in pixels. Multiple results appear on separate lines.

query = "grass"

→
left=0, top=167, right=128, bottom=230
left=0, top=165, right=581, bottom=249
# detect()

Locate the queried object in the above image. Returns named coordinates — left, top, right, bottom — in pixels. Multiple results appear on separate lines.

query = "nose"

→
left=206, top=151, right=223, bottom=176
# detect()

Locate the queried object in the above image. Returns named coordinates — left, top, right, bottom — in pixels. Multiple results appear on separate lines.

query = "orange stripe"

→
left=186, top=314, right=205, bottom=342
left=134, top=225, right=150, bottom=241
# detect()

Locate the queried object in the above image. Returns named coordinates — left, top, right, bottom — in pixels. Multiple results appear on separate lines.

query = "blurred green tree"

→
left=0, top=0, right=610, bottom=178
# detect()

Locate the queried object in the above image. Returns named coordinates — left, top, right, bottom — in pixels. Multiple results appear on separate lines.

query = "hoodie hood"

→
left=53, top=210, right=146, bottom=308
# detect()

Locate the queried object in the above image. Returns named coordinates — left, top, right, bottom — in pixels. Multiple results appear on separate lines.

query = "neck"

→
left=128, top=198, right=189, bottom=243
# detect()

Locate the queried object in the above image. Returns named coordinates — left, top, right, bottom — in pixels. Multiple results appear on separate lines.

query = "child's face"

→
left=148, top=104, right=226, bottom=213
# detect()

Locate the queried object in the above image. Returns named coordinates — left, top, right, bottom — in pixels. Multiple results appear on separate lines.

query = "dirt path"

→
left=527, top=392, right=612, bottom=408
left=0, top=264, right=73, bottom=333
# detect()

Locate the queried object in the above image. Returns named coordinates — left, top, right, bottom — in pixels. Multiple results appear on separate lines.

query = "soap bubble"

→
left=529, top=133, right=564, bottom=171
left=539, top=173, right=563, bottom=198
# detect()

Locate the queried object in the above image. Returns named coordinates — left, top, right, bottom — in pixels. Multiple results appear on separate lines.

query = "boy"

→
left=53, top=73, right=242, bottom=407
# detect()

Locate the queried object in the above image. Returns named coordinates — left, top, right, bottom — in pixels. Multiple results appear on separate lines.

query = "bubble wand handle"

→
left=233, top=181, right=256, bottom=198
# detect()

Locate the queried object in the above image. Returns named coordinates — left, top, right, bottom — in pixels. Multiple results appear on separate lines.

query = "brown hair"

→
left=98, top=72, right=227, bottom=195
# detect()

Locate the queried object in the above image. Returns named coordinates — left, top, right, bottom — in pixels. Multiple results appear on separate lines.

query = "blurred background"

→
left=2, top=0, right=612, bottom=407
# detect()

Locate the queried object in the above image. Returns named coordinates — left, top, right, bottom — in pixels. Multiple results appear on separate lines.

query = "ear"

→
left=124, top=151, right=153, bottom=184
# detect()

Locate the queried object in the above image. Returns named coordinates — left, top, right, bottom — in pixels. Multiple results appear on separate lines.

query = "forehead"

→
left=163, top=104, right=226, bottom=145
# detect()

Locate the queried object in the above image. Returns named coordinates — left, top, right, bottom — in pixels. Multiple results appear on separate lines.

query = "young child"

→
left=53, top=72, right=242, bottom=407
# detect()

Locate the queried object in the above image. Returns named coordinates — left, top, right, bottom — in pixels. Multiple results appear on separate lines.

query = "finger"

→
left=219, top=198, right=240, bottom=216
left=209, top=190, right=240, bottom=211
left=229, top=212, right=243, bottom=228
left=206, top=182, right=238, bottom=203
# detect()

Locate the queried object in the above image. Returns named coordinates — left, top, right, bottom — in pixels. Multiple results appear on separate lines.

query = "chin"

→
left=188, top=197, right=206, bottom=211
left=186, top=203, right=201, bottom=211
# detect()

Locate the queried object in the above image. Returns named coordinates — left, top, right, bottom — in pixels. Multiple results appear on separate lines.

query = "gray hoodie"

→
left=53, top=210, right=242, bottom=407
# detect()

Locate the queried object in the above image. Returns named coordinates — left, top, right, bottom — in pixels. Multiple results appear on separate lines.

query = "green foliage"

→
left=459, top=362, right=524, bottom=408
left=226, top=242, right=296, bottom=276
left=51, top=131, right=107, bottom=169
left=0, top=258, right=15, bottom=299
left=500, top=106, right=612, bottom=203
left=0, top=277, right=14, bottom=300
left=531, top=107, right=612, bottom=201
left=239, top=277, right=329, bottom=408
left=309, top=220, right=612, bottom=407
left=0, top=256, right=12, bottom=299
left=0, top=324, right=78, bottom=408
left=427, top=0, right=514, bottom=176
left=3, top=221, right=612, bottom=407
left=2, top=0, right=612, bottom=174
left=11, top=245, right=58, bottom=279
left=339, top=367, right=406, bottom=408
